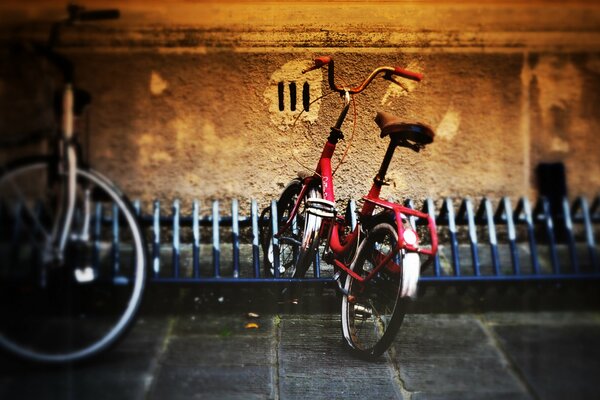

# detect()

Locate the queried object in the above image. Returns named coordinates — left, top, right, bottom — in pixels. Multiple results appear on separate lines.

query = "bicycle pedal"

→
left=74, top=266, right=96, bottom=283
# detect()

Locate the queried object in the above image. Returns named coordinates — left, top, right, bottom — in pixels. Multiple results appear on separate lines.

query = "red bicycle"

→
left=261, top=56, right=439, bottom=359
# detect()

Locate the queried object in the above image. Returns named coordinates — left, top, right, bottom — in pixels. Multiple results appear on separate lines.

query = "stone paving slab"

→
left=484, top=312, right=600, bottom=400
left=392, top=314, right=531, bottom=399
left=1, top=311, right=600, bottom=399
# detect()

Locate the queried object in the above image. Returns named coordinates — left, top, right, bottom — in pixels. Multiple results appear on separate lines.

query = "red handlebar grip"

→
left=393, top=67, right=423, bottom=82
left=314, top=56, right=332, bottom=67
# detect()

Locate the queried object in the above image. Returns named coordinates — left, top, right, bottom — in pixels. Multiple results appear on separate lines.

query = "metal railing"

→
left=133, top=195, right=600, bottom=284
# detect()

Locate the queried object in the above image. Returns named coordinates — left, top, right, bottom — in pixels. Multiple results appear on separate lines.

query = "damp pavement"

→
left=1, top=287, right=600, bottom=400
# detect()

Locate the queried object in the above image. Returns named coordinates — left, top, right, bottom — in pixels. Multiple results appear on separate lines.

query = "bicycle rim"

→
left=0, top=161, right=146, bottom=363
left=341, top=222, right=407, bottom=359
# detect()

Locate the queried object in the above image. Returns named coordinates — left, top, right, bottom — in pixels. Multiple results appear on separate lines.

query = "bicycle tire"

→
left=340, top=217, right=417, bottom=360
left=261, top=178, right=322, bottom=278
left=0, top=158, right=147, bottom=363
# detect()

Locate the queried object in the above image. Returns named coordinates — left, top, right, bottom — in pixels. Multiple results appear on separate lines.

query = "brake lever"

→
left=383, top=72, right=409, bottom=92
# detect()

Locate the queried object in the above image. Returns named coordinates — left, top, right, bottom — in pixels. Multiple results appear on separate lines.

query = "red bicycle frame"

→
left=275, top=57, right=438, bottom=284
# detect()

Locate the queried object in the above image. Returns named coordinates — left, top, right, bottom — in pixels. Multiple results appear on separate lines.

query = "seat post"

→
left=373, top=138, right=397, bottom=186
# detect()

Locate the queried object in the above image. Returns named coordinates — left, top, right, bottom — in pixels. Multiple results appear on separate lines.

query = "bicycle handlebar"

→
left=78, top=9, right=120, bottom=21
left=302, top=56, right=423, bottom=95
left=37, top=5, right=120, bottom=81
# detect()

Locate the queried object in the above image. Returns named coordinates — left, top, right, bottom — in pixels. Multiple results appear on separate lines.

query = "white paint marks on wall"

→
left=263, top=59, right=323, bottom=131
left=435, top=104, right=461, bottom=141
left=137, top=133, right=173, bottom=165
left=150, top=71, right=168, bottom=95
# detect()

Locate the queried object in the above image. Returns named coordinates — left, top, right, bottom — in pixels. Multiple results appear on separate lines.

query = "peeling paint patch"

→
left=585, top=55, right=600, bottom=74
left=150, top=71, right=168, bottom=95
left=137, top=133, right=172, bottom=165
left=532, top=55, right=583, bottom=154
left=263, top=59, right=322, bottom=131
left=551, top=137, right=570, bottom=152
left=435, top=105, right=461, bottom=141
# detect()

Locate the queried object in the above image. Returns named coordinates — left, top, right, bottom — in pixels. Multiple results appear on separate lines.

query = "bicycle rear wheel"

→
left=0, top=159, right=146, bottom=363
left=340, top=220, right=414, bottom=360
left=261, top=178, right=322, bottom=278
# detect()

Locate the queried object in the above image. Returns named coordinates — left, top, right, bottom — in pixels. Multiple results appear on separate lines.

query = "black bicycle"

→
left=0, top=5, right=147, bottom=363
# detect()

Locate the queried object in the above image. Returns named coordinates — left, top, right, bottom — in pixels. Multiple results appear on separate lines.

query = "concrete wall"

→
left=1, top=1, right=599, bottom=208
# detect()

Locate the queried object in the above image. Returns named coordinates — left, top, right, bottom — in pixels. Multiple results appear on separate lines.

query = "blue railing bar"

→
left=442, top=198, right=460, bottom=276
left=562, top=197, right=579, bottom=274
left=251, top=199, right=260, bottom=278
left=539, top=197, right=560, bottom=274
left=192, top=200, right=200, bottom=279
left=484, top=198, right=501, bottom=276
left=212, top=201, right=221, bottom=278
left=93, top=202, right=101, bottom=278
left=152, top=200, right=160, bottom=278
left=516, top=197, right=540, bottom=274
left=133, top=199, right=141, bottom=217
left=424, top=198, right=441, bottom=277
left=349, top=199, right=357, bottom=230
left=500, top=197, right=520, bottom=275
left=576, top=197, right=599, bottom=271
left=172, top=200, right=180, bottom=279
left=232, top=199, right=240, bottom=279
left=112, top=203, right=120, bottom=277
left=270, top=200, right=280, bottom=278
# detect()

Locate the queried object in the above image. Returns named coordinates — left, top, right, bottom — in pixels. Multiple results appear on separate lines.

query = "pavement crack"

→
left=143, top=316, right=177, bottom=400
left=476, top=315, right=541, bottom=400
left=386, top=343, right=416, bottom=400
left=272, top=314, right=282, bottom=400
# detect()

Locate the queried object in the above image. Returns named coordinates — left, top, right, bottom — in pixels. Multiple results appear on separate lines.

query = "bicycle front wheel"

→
left=0, top=159, right=147, bottom=363
left=261, top=178, right=322, bottom=278
left=340, top=221, right=412, bottom=360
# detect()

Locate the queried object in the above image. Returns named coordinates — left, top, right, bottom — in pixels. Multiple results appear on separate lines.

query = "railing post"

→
left=424, top=198, right=441, bottom=277
left=515, top=197, right=540, bottom=274
left=441, top=198, right=460, bottom=276
left=562, top=197, right=579, bottom=274
left=232, top=199, right=240, bottom=279
left=112, top=203, right=120, bottom=278
left=459, top=198, right=480, bottom=276
left=251, top=200, right=260, bottom=278
left=270, top=200, right=280, bottom=278
left=152, top=200, right=161, bottom=278
left=537, top=197, right=560, bottom=274
left=497, top=197, right=520, bottom=275
left=192, top=200, right=200, bottom=279
left=172, top=199, right=180, bottom=279
left=212, top=201, right=220, bottom=278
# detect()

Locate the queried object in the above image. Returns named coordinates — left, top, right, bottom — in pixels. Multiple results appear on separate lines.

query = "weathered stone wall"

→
left=1, top=1, right=599, bottom=209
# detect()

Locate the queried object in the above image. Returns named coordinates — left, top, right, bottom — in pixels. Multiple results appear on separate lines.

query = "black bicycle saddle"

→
left=375, top=111, right=435, bottom=145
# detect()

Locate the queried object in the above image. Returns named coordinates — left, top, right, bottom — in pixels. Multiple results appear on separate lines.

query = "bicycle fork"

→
left=46, top=85, right=79, bottom=264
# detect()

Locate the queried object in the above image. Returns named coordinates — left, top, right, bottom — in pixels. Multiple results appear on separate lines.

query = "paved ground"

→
left=1, top=286, right=600, bottom=400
